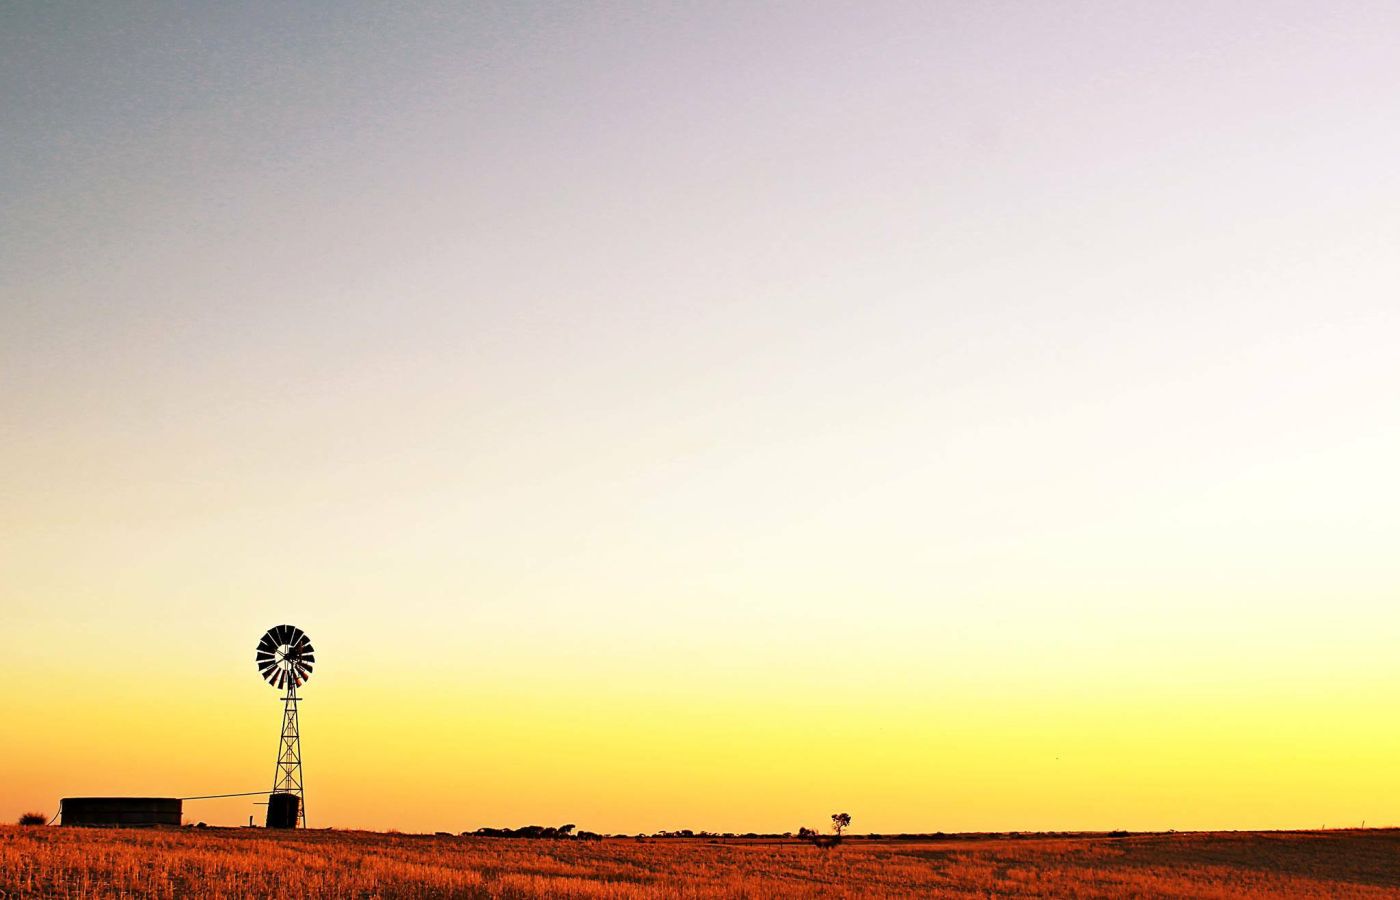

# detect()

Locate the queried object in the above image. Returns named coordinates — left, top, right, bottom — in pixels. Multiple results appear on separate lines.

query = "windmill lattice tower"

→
left=256, top=624, right=314, bottom=828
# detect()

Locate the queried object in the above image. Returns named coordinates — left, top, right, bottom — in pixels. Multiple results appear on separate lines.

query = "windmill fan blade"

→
left=299, top=653, right=315, bottom=664
left=256, top=651, right=275, bottom=663
left=275, top=624, right=291, bottom=645
left=295, top=662, right=313, bottom=678
left=287, top=626, right=304, bottom=643
left=258, top=637, right=277, bottom=653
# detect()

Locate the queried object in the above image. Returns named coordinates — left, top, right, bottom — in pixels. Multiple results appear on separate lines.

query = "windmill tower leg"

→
left=271, top=680, right=306, bottom=828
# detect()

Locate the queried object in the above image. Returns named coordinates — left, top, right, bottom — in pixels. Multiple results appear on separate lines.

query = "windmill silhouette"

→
left=256, top=624, right=314, bottom=828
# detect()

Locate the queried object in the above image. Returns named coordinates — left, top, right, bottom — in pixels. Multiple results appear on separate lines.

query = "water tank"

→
left=266, top=792, right=300, bottom=828
left=61, top=798, right=182, bottom=827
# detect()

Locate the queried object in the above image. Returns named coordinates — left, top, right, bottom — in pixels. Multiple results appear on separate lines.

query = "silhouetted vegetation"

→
left=449, top=821, right=1170, bottom=847
left=17, top=813, right=46, bottom=826
left=465, top=824, right=600, bottom=840
left=795, top=824, right=842, bottom=848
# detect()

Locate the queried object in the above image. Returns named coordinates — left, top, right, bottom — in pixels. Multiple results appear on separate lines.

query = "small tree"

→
left=18, top=812, right=47, bottom=826
left=831, top=813, right=851, bottom=837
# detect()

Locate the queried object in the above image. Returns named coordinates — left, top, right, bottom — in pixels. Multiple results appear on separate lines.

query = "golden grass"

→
left=3, top=825, right=1400, bottom=898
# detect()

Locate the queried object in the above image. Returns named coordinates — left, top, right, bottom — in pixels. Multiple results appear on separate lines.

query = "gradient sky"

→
left=3, top=2, right=1399, bottom=834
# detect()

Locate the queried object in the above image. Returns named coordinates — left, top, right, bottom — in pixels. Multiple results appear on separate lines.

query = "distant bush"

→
left=18, top=812, right=47, bottom=826
left=469, top=824, right=589, bottom=840
left=796, top=826, right=841, bottom=848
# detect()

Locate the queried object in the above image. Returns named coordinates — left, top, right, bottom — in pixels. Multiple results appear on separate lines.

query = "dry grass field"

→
left=4, top=825, right=1400, bottom=898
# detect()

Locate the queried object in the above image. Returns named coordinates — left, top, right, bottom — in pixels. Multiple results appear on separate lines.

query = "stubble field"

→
left=3, top=825, right=1400, bottom=898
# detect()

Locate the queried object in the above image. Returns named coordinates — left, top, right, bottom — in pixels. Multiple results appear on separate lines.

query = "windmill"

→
left=256, top=624, right=314, bottom=828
